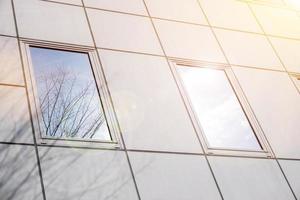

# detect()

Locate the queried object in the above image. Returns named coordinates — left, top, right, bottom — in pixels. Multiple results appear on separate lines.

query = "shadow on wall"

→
left=0, top=130, right=42, bottom=200
left=0, top=85, right=154, bottom=200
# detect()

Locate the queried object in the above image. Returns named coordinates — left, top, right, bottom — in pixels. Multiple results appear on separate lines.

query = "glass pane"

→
left=177, top=66, right=261, bottom=151
left=30, top=47, right=111, bottom=141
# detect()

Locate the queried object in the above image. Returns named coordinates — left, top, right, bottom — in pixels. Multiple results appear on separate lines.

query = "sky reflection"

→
left=178, top=66, right=261, bottom=150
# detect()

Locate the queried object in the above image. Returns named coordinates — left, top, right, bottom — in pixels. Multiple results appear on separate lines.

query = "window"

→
left=172, top=61, right=271, bottom=157
left=22, top=41, right=120, bottom=148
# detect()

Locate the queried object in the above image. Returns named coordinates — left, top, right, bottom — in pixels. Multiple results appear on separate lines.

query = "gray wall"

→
left=0, top=0, right=300, bottom=199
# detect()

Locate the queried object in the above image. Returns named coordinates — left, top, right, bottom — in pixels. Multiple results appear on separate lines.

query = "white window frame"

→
left=21, top=39, right=122, bottom=149
left=170, top=59, right=273, bottom=158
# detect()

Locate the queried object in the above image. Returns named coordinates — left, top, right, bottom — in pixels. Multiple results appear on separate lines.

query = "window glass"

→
left=177, top=66, right=262, bottom=151
left=30, top=47, right=111, bottom=141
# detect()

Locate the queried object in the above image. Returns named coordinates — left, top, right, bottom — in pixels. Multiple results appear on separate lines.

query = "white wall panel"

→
left=279, top=160, right=300, bottom=199
left=88, top=9, right=163, bottom=55
left=129, top=152, right=221, bottom=200
left=100, top=50, right=202, bottom=153
left=0, top=144, right=43, bottom=200
left=39, top=147, right=139, bottom=200
left=258, top=0, right=286, bottom=5
left=154, top=19, right=226, bottom=63
left=209, top=156, right=295, bottom=200
left=84, top=0, right=147, bottom=15
left=251, top=4, right=300, bottom=39
left=215, top=29, right=283, bottom=70
left=285, top=0, right=300, bottom=10
left=0, top=86, right=33, bottom=144
left=0, top=36, right=23, bottom=85
left=199, top=0, right=262, bottom=33
left=270, top=37, right=300, bottom=73
left=14, top=0, right=93, bottom=46
left=0, top=0, right=16, bottom=36
left=233, top=67, right=300, bottom=159
left=144, top=0, right=207, bottom=24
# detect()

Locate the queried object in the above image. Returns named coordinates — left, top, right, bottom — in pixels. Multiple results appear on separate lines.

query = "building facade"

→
left=0, top=0, right=300, bottom=199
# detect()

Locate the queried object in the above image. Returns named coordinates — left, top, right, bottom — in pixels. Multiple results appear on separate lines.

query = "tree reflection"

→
left=37, top=67, right=107, bottom=140
left=29, top=47, right=111, bottom=141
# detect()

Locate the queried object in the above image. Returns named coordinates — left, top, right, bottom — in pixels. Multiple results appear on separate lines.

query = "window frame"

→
left=21, top=40, right=122, bottom=149
left=170, top=59, right=273, bottom=157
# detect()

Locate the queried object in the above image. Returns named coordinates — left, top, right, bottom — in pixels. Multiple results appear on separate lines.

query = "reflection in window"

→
left=30, top=47, right=111, bottom=141
left=177, top=66, right=262, bottom=151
